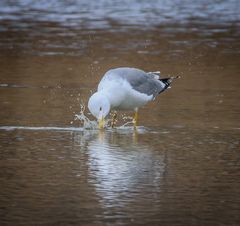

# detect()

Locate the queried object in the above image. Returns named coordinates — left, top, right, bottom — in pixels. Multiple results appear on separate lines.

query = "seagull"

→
left=88, top=67, right=179, bottom=129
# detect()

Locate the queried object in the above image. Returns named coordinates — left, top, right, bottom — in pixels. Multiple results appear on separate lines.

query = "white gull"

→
left=88, top=67, right=179, bottom=128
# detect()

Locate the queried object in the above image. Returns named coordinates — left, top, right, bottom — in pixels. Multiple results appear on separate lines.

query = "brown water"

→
left=0, top=1, right=240, bottom=225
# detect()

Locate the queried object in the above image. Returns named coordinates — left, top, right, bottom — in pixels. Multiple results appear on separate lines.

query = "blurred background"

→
left=0, top=1, right=239, bottom=226
left=0, top=0, right=239, bottom=127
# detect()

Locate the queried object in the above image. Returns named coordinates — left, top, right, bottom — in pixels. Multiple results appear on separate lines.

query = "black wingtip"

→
left=160, top=75, right=180, bottom=84
left=158, top=75, right=180, bottom=93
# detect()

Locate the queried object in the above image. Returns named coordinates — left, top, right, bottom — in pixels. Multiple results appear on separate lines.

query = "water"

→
left=0, top=1, right=240, bottom=225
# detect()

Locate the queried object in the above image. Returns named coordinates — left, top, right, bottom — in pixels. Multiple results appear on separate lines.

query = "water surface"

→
left=0, top=1, right=240, bottom=225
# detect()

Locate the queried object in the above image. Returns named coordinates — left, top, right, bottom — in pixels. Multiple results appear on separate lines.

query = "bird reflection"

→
left=74, top=128, right=166, bottom=208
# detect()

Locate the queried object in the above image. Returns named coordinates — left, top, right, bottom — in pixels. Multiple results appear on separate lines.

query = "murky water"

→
left=0, top=1, right=240, bottom=225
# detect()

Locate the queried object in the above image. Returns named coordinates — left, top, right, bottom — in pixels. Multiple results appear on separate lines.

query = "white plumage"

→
left=88, top=67, right=178, bottom=128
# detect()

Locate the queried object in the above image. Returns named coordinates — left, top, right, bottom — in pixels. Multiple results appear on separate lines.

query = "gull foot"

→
left=110, top=111, right=118, bottom=128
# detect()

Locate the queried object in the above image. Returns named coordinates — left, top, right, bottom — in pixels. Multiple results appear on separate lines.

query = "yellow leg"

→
left=98, top=118, right=105, bottom=129
left=110, top=111, right=117, bottom=128
left=133, top=110, right=138, bottom=128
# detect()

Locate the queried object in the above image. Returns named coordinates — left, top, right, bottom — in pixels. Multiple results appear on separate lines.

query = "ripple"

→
left=0, top=126, right=84, bottom=132
left=0, top=0, right=239, bottom=30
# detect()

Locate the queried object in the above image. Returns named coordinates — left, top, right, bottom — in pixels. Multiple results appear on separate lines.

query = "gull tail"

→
left=159, top=75, right=180, bottom=93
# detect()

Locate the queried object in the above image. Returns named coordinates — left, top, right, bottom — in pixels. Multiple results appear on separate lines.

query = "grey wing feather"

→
left=106, top=67, right=165, bottom=97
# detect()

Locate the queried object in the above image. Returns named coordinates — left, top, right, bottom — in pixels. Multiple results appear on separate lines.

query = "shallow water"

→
left=0, top=1, right=240, bottom=225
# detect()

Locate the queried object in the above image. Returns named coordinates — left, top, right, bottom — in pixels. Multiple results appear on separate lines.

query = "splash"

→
left=74, top=104, right=98, bottom=129
left=121, top=114, right=135, bottom=127
left=74, top=104, right=136, bottom=130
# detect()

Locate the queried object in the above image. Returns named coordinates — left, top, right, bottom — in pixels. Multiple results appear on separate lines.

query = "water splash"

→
left=74, top=104, right=137, bottom=130
left=0, top=104, right=143, bottom=132
left=121, top=114, right=135, bottom=127
left=74, top=104, right=98, bottom=129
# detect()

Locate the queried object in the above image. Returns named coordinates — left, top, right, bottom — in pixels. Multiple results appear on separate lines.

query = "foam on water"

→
left=0, top=125, right=149, bottom=134
left=0, top=126, right=84, bottom=132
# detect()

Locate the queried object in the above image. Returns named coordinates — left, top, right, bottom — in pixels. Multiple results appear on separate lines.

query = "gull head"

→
left=88, top=92, right=110, bottom=129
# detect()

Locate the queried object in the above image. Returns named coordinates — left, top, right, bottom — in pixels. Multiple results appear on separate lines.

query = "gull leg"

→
left=110, top=111, right=118, bottom=128
left=98, top=118, right=105, bottom=129
left=133, top=108, right=138, bottom=128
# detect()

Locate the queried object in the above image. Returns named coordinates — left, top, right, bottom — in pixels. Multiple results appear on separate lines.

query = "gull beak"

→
left=98, top=116, right=105, bottom=129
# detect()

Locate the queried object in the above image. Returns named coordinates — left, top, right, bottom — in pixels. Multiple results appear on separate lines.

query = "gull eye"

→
left=100, top=107, right=102, bottom=111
